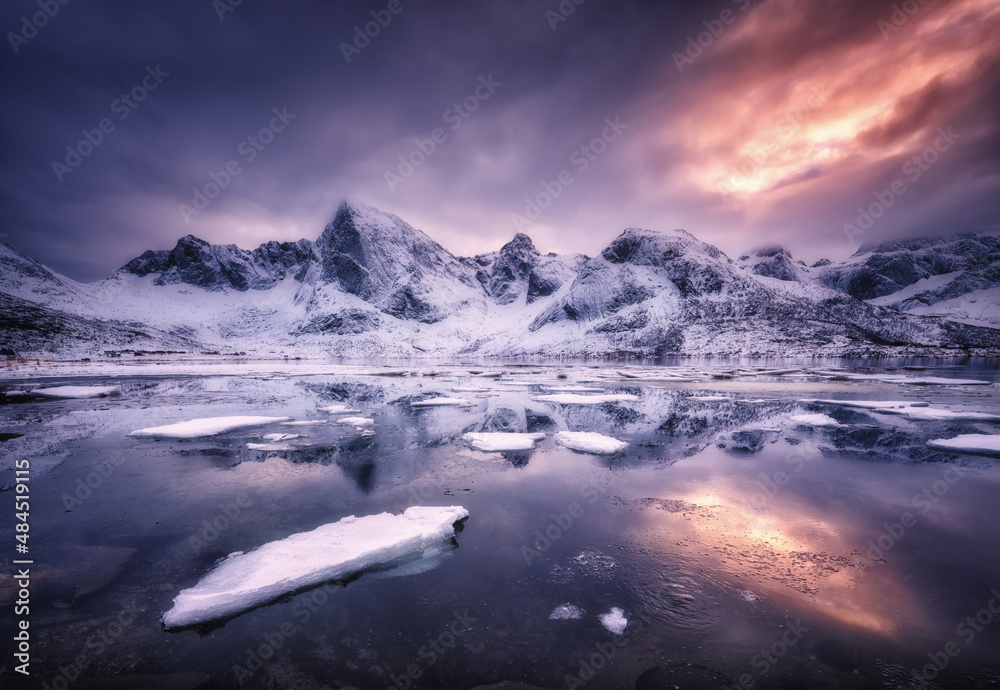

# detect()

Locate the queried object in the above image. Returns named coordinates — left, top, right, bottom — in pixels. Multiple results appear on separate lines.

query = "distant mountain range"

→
left=2, top=201, right=999, bottom=358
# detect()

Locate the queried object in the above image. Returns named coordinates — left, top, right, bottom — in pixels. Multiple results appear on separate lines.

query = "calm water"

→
left=2, top=358, right=1000, bottom=689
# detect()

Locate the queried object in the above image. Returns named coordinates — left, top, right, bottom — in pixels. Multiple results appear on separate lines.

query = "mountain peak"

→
left=315, top=200, right=480, bottom=322
left=504, top=233, right=537, bottom=252
left=738, top=245, right=803, bottom=282
left=176, top=234, right=210, bottom=247
left=317, top=200, right=431, bottom=297
left=602, top=226, right=724, bottom=266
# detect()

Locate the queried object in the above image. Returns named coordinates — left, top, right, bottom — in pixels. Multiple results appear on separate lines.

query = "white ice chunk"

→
left=129, top=416, right=291, bottom=439
left=598, top=607, right=628, bottom=634
left=874, top=408, right=1000, bottom=422
left=555, top=431, right=628, bottom=454
left=927, top=434, right=1000, bottom=456
left=617, top=371, right=697, bottom=382
left=801, top=399, right=929, bottom=409
left=463, top=432, right=545, bottom=452
left=32, top=385, right=118, bottom=398
left=162, top=505, right=469, bottom=628
left=686, top=396, right=732, bottom=402
left=544, top=386, right=606, bottom=393
left=319, top=404, right=361, bottom=414
left=549, top=603, right=585, bottom=620
left=336, top=416, right=375, bottom=428
left=814, top=371, right=990, bottom=385
left=247, top=443, right=297, bottom=451
left=533, top=393, right=639, bottom=405
left=411, top=397, right=472, bottom=407
left=789, top=413, right=842, bottom=429
left=903, top=377, right=990, bottom=386
left=262, top=433, right=301, bottom=442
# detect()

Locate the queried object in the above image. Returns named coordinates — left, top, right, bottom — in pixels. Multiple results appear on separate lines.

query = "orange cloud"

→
left=654, top=0, right=1000, bottom=213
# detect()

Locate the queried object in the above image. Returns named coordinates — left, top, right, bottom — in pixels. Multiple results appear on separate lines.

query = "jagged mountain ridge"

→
left=2, top=201, right=999, bottom=357
left=123, top=236, right=318, bottom=292
left=737, top=234, right=1000, bottom=329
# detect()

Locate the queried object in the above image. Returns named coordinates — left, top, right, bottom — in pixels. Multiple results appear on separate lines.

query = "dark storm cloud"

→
left=1, top=0, right=998, bottom=281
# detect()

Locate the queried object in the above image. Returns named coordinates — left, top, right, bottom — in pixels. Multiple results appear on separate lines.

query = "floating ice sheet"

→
left=903, top=377, right=991, bottom=386
left=129, top=416, right=291, bottom=439
left=262, top=433, right=301, bottom=442
left=598, top=607, right=628, bottom=634
left=336, top=417, right=375, bottom=428
left=927, top=434, right=1000, bottom=456
left=411, top=397, right=472, bottom=407
left=319, top=404, right=361, bottom=414
left=162, top=505, right=469, bottom=628
left=533, top=393, right=640, bottom=405
left=789, top=413, right=842, bottom=429
left=549, top=603, right=585, bottom=620
left=801, top=399, right=929, bottom=409
left=32, top=385, right=119, bottom=398
left=544, top=386, right=606, bottom=393
left=555, top=431, right=628, bottom=454
left=874, top=408, right=1000, bottom=422
left=463, top=432, right=545, bottom=452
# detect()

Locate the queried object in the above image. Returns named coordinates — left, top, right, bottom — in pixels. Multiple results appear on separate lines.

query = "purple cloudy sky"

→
left=2, top=0, right=999, bottom=281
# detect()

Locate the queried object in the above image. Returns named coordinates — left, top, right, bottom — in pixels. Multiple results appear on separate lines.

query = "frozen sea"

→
left=2, top=356, right=1000, bottom=689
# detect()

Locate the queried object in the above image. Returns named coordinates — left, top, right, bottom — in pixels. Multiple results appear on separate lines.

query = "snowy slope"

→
left=0, top=241, right=86, bottom=306
left=813, top=234, right=1000, bottom=328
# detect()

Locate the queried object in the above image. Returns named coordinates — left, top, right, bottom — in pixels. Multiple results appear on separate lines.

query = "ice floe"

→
left=801, top=399, right=929, bottom=409
left=789, top=413, right=842, bottom=429
left=927, top=434, right=1000, bottom=456
left=686, top=396, right=732, bottom=402
left=903, top=377, right=990, bottom=386
left=161, top=505, right=469, bottom=628
left=262, top=433, right=301, bottom=442
left=533, top=393, right=640, bottom=405
left=336, top=417, right=375, bottom=428
left=247, top=443, right=298, bottom=451
left=598, top=607, right=628, bottom=634
left=873, top=408, right=1000, bottom=422
left=543, top=386, right=606, bottom=393
left=549, top=603, right=585, bottom=620
left=462, top=432, right=545, bottom=452
left=814, top=371, right=989, bottom=386
left=555, top=431, right=628, bottom=454
left=129, top=416, right=291, bottom=439
left=754, top=369, right=802, bottom=376
left=32, top=385, right=119, bottom=398
left=319, top=404, right=361, bottom=414
left=410, top=397, right=472, bottom=407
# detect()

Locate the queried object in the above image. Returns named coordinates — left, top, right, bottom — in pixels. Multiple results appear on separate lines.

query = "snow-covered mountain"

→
left=2, top=202, right=999, bottom=358
left=736, top=235, right=1000, bottom=330
left=816, top=235, right=1000, bottom=328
